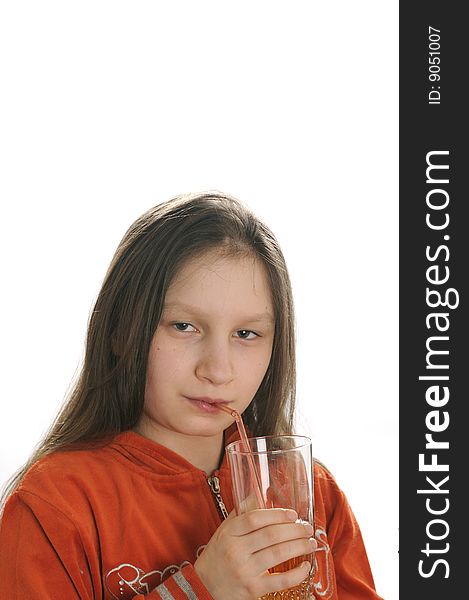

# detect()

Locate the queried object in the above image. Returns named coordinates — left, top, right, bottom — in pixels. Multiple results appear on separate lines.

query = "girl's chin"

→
left=135, top=409, right=231, bottom=441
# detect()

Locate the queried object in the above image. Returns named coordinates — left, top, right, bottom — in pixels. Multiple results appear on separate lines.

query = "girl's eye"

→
left=173, top=322, right=196, bottom=332
left=235, top=329, right=258, bottom=340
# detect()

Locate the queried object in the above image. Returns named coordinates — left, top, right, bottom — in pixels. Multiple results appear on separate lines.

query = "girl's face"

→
left=140, top=249, right=275, bottom=444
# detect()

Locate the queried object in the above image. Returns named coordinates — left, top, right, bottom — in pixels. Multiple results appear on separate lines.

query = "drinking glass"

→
left=226, top=435, right=317, bottom=600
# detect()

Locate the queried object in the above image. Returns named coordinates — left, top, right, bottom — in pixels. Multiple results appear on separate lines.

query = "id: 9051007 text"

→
left=428, top=26, right=441, bottom=105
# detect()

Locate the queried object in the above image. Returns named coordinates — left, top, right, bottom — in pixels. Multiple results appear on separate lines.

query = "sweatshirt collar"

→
left=110, top=423, right=240, bottom=478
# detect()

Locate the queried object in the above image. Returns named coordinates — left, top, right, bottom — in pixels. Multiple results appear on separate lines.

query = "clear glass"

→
left=226, top=435, right=317, bottom=600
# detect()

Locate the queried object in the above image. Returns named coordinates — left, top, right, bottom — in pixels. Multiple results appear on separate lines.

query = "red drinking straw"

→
left=218, top=404, right=266, bottom=509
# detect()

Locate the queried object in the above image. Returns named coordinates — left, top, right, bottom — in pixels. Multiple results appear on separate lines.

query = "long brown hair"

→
left=1, top=191, right=296, bottom=507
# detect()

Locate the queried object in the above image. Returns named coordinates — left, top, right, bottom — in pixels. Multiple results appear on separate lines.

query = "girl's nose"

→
left=195, top=339, right=234, bottom=386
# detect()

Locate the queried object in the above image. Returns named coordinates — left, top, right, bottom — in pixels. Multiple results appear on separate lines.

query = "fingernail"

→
left=309, top=537, right=318, bottom=549
left=303, top=522, right=313, bottom=535
left=286, top=509, right=298, bottom=521
left=301, top=561, right=311, bottom=570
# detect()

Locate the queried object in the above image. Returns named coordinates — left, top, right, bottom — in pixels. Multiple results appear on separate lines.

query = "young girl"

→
left=0, top=191, right=382, bottom=600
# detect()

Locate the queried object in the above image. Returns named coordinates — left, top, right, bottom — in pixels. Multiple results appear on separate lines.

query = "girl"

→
left=0, top=191, right=382, bottom=599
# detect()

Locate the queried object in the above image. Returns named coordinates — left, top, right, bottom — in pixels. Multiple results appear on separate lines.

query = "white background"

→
left=0, top=2, right=398, bottom=599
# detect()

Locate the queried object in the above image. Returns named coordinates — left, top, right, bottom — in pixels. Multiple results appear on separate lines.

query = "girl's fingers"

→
left=258, top=559, right=312, bottom=597
left=251, top=536, right=317, bottom=576
left=246, top=521, right=315, bottom=555
left=229, top=508, right=298, bottom=535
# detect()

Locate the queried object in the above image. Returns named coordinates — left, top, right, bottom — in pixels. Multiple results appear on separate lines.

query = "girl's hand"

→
left=194, top=508, right=316, bottom=600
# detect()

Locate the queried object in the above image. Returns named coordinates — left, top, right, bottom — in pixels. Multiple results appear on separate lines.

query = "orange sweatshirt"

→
left=0, top=430, right=383, bottom=599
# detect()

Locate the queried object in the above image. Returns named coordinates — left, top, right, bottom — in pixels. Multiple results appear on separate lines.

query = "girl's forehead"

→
left=164, top=250, right=274, bottom=315
left=170, top=249, right=262, bottom=286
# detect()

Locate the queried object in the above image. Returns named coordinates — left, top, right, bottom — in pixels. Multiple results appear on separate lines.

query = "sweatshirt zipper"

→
left=207, top=474, right=229, bottom=520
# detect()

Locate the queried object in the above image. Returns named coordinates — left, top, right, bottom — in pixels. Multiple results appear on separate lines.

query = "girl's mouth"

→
left=185, top=397, right=231, bottom=413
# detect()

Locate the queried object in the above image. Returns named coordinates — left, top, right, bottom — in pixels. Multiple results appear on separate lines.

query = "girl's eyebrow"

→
left=163, top=302, right=275, bottom=323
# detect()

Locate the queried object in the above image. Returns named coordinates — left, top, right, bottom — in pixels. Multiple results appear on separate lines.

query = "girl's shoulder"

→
left=313, top=457, right=333, bottom=477
left=313, top=458, right=349, bottom=522
left=313, top=457, right=337, bottom=490
left=22, top=436, right=118, bottom=482
left=14, top=430, right=200, bottom=513
left=9, top=432, right=154, bottom=526
left=15, top=437, right=121, bottom=507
